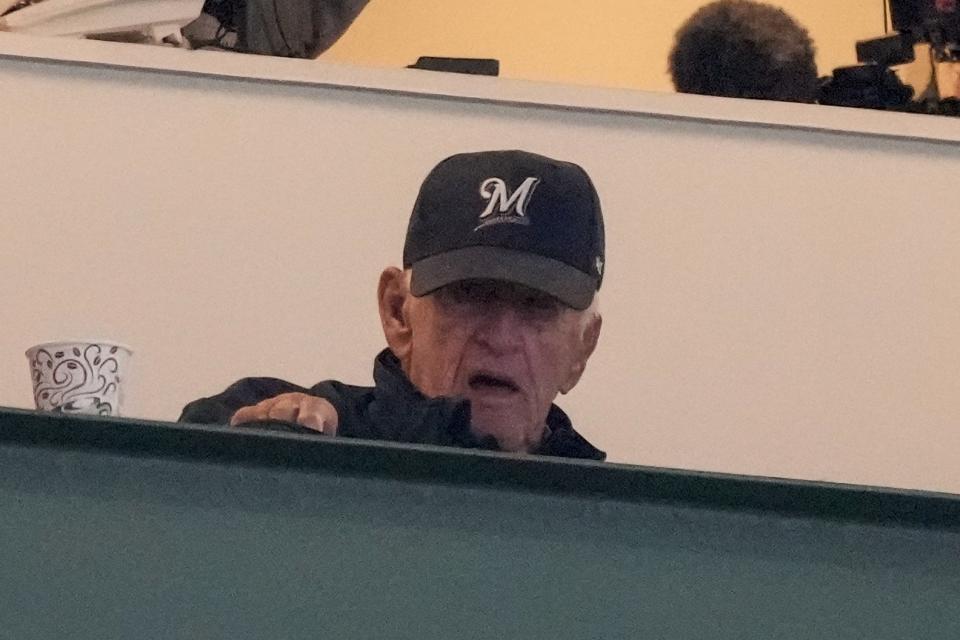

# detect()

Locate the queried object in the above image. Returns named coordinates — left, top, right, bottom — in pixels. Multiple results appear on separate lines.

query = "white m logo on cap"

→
left=476, top=177, right=540, bottom=229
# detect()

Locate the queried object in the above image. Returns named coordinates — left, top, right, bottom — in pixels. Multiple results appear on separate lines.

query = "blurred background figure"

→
left=668, top=0, right=818, bottom=103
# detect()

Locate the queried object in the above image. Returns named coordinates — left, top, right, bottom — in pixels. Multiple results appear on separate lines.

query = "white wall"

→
left=2, top=42, right=959, bottom=493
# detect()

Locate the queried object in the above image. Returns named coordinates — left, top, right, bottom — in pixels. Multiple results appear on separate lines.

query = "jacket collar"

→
left=372, top=349, right=605, bottom=460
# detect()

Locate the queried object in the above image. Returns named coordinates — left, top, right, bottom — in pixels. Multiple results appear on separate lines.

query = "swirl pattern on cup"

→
left=30, top=344, right=122, bottom=415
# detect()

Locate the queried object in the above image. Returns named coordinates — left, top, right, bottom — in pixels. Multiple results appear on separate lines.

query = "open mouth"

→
left=468, top=373, right=520, bottom=393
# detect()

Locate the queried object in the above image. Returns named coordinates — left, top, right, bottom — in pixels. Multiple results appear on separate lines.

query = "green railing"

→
left=1, top=407, right=958, bottom=639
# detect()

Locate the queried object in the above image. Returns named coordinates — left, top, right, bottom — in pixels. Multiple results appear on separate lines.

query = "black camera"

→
left=819, top=0, right=960, bottom=109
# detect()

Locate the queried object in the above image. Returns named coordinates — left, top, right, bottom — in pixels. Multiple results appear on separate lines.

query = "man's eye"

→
left=521, top=297, right=562, bottom=319
left=527, top=297, right=556, bottom=310
left=522, top=293, right=559, bottom=310
left=446, top=282, right=497, bottom=304
left=437, top=283, right=563, bottom=320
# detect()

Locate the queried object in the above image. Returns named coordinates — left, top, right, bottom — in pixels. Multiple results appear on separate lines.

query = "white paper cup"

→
left=26, top=340, right=133, bottom=417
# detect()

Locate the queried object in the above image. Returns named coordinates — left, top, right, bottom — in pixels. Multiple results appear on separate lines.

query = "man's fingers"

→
left=229, top=396, right=297, bottom=426
left=230, top=404, right=266, bottom=426
left=297, top=404, right=338, bottom=435
left=230, top=394, right=338, bottom=435
left=266, top=398, right=301, bottom=423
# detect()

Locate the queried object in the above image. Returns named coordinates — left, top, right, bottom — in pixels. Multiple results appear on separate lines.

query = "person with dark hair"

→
left=180, top=150, right=606, bottom=460
left=669, top=0, right=818, bottom=103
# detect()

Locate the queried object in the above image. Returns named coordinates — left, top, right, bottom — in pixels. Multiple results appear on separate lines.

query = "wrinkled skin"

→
left=378, top=267, right=601, bottom=453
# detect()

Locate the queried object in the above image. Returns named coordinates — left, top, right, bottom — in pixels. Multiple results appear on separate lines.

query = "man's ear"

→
left=378, top=267, right=413, bottom=361
left=560, top=313, right=602, bottom=395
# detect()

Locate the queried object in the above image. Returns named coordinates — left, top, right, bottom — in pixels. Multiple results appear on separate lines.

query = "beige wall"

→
left=324, top=0, right=884, bottom=92
left=2, top=48, right=959, bottom=494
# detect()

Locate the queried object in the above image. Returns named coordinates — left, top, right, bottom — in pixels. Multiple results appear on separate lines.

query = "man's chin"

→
left=469, top=407, right=539, bottom=453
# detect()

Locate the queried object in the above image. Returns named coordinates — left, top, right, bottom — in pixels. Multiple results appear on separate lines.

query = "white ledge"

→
left=2, top=31, right=960, bottom=145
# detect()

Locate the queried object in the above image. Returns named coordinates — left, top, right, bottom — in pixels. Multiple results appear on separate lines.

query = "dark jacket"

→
left=179, top=349, right=605, bottom=461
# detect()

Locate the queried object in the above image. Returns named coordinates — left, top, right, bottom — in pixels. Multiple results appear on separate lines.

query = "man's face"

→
left=399, top=278, right=598, bottom=452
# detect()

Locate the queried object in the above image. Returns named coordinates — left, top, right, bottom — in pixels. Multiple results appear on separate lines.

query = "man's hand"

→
left=230, top=393, right=339, bottom=435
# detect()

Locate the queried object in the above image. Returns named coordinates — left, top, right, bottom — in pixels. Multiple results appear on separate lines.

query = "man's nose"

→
left=473, top=304, right=526, bottom=352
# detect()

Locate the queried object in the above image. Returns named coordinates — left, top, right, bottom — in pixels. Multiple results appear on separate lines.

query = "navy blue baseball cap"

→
left=403, top=150, right=605, bottom=310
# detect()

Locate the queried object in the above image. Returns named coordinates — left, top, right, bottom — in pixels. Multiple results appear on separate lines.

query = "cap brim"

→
left=409, top=246, right=597, bottom=310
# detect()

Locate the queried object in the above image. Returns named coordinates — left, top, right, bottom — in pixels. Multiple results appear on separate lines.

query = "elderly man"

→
left=180, top=150, right=605, bottom=460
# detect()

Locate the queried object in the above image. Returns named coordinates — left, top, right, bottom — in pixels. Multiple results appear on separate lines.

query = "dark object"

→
left=818, top=63, right=915, bottom=108
left=820, top=0, right=960, bottom=111
left=891, top=0, right=960, bottom=58
left=853, top=0, right=960, bottom=63
left=407, top=56, right=500, bottom=76
left=904, top=95, right=960, bottom=114
left=200, top=0, right=245, bottom=34
left=0, top=0, right=42, bottom=17
left=855, top=32, right=917, bottom=66
left=241, top=0, right=369, bottom=57
left=404, top=150, right=604, bottom=311
left=199, top=0, right=368, bottom=57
